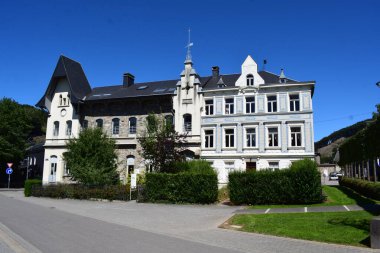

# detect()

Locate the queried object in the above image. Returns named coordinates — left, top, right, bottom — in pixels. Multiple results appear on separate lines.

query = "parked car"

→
left=329, top=172, right=339, bottom=180
left=336, top=171, right=343, bottom=178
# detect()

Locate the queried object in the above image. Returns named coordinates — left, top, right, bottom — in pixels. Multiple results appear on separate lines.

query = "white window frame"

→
left=246, top=74, right=254, bottom=86
left=205, top=99, right=214, bottom=116
left=53, top=121, right=59, bottom=137
left=129, top=117, right=137, bottom=134
left=245, top=96, right=255, bottom=114
left=203, top=128, right=215, bottom=149
left=288, top=124, right=305, bottom=148
left=224, top=98, right=234, bottom=115
left=266, top=94, right=278, bottom=113
left=66, top=120, right=72, bottom=136
left=223, top=127, right=236, bottom=148
left=268, top=161, right=280, bottom=171
left=266, top=125, right=280, bottom=148
left=112, top=118, right=120, bottom=135
left=183, top=114, right=192, bottom=132
left=289, top=93, right=301, bottom=112
left=244, top=126, right=258, bottom=148
left=224, top=161, right=235, bottom=170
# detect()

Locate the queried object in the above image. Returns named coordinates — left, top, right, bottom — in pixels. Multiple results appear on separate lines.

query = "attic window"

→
left=246, top=74, right=254, bottom=86
left=137, top=86, right=148, bottom=90
left=153, top=88, right=167, bottom=93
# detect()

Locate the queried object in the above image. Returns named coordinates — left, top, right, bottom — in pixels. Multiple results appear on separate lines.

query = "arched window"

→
left=53, top=121, right=59, bottom=136
left=183, top=114, right=192, bottom=132
left=246, top=74, right=254, bottom=86
left=112, top=118, right=120, bottom=135
left=59, top=95, right=63, bottom=106
left=96, top=119, right=103, bottom=128
left=49, top=155, right=57, bottom=182
left=66, top=120, right=72, bottom=136
left=127, top=155, right=135, bottom=174
left=129, top=117, right=137, bottom=134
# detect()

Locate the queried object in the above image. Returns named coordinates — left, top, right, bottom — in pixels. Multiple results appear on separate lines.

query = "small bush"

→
left=228, top=159, right=322, bottom=205
left=30, top=184, right=134, bottom=201
left=24, top=179, right=42, bottom=197
left=144, top=161, right=218, bottom=204
left=340, top=177, right=380, bottom=200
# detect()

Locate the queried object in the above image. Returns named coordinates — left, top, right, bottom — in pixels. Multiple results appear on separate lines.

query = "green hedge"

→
left=30, top=184, right=134, bottom=201
left=339, top=177, right=380, bottom=200
left=145, top=172, right=218, bottom=204
left=24, top=179, right=42, bottom=197
left=228, top=159, right=322, bottom=205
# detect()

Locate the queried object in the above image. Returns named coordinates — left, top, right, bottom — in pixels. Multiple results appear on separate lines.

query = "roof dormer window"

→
left=246, top=74, right=254, bottom=86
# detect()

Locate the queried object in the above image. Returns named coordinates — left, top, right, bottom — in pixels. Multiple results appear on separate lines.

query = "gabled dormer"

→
left=235, top=55, right=265, bottom=88
left=36, top=55, right=91, bottom=113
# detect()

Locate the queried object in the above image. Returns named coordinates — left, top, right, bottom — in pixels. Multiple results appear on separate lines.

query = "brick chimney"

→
left=212, top=66, right=219, bottom=79
left=123, top=73, right=134, bottom=87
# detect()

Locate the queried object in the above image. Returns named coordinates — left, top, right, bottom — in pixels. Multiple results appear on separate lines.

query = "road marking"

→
left=304, top=207, right=308, bottom=213
left=343, top=205, right=350, bottom=211
left=265, top=208, right=270, bottom=214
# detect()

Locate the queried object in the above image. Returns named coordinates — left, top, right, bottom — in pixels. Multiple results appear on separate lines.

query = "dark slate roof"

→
left=86, top=80, right=178, bottom=101
left=36, top=55, right=92, bottom=108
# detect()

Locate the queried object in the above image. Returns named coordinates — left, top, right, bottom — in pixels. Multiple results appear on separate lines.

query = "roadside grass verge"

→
left=249, top=185, right=379, bottom=209
left=228, top=211, right=376, bottom=247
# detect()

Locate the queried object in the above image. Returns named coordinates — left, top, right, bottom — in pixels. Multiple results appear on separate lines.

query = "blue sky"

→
left=0, top=0, right=379, bottom=141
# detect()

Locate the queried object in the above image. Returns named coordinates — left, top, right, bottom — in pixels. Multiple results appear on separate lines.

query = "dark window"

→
left=246, top=97, right=255, bottom=113
left=267, top=96, right=277, bottom=112
left=289, top=94, right=300, bottom=111
left=246, top=74, right=254, bottom=86
left=225, top=129, right=235, bottom=148
left=112, top=118, right=120, bottom=135
left=53, top=121, right=59, bottom=136
left=183, top=114, right=192, bottom=132
left=291, top=127, right=302, bottom=146
left=246, top=128, right=256, bottom=147
left=66, top=120, right=72, bottom=136
left=225, top=98, right=234, bottom=114
left=205, top=129, right=214, bottom=148
left=205, top=100, right=214, bottom=115
left=129, top=117, right=137, bottom=134
left=96, top=119, right=103, bottom=128
left=268, top=127, right=278, bottom=147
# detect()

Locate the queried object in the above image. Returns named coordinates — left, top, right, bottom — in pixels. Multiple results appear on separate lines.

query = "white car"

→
left=329, top=172, right=339, bottom=180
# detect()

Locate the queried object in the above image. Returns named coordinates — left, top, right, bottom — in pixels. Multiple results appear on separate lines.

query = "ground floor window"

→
left=268, top=161, right=279, bottom=170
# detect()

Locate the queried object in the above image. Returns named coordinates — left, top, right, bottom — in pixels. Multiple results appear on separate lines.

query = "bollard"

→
left=371, top=217, right=380, bottom=248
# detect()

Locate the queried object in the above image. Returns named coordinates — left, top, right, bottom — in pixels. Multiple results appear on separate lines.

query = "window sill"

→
left=222, top=147, right=236, bottom=150
left=288, top=146, right=305, bottom=150
left=58, top=105, right=70, bottom=108
left=265, top=147, right=281, bottom=150
left=243, top=147, right=259, bottom=150
left=203, top=147, right=216, bottom=150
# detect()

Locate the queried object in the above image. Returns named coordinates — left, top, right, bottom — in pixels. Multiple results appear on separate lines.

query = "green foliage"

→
left=339, top=105, right=380, bottom=166
left=0, top=98, right=46, bottom=168
left=144, top=162, right=218, bottom=203
left=339, top=177, right=380, bottom=201
left=31, top=184, right=134, bottom=201
left=171, top=160, right=215, bottom=174
left=63, top=128, right=119, bottom=186
left=228, top=159, right=322, bottom=205
left=138, top=114, right=187, bottom=173
left=24, top=179, right=42, bottom=197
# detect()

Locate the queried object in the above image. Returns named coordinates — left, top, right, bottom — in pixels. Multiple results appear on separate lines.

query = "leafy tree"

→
left=138, top=114, right=187, bottom=173
left=63, top=127, right=119, bottom=186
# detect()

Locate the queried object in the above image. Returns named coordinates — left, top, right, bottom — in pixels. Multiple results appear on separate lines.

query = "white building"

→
left=37, top=53, right=315, bottom=185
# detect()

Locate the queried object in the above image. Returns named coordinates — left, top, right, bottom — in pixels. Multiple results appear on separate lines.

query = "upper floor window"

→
left=290, top=127, right=302, bottom=147
left=225, top=98, right=234, bottom=114
left=267, top=95, right=277, bottom=113
left=246, top=97, right=255, bottom=114
left=59, top=94, right=70, bottom=106
left=204, top=129, right=214, bottom=148
left=246, top=74, right=254, bottom=86
left=66, top=120, right=72, bottom=136
left=205, top=99, right=214, bottom=115
left=96, top=119, right=103, bottom=128
left=53, top=121, right=59, bottom=137
left=246, top=128, right=256, bottom=147
left=289, top=94, right=300, bottom=112
left=225, top=129, right=235, bottom=148
left=268, top=127, right=279, bottom=147
left=112, top=118, right=120, bottom=135
left=183, top=114, right=192, bottom=132
left=129, top=117, right=137, bottom=134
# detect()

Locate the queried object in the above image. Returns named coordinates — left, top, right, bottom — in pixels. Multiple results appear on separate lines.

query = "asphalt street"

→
left=0, top=191, right=377, bottom=253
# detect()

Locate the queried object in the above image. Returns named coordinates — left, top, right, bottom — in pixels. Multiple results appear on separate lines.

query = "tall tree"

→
left=63, top=127, right=119, bottom=186
left=139, top=114, right=187, bottom=173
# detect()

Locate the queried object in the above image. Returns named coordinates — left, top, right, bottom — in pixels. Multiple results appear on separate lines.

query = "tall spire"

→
left=185, top=28, right=193, bottom=63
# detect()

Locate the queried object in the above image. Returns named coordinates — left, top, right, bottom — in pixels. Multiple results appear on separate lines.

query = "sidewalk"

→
left=236, top=204, right=380, bottom=214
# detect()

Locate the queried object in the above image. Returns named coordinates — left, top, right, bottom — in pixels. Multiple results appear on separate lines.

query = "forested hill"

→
left=315, top=119, right=371, bottom=151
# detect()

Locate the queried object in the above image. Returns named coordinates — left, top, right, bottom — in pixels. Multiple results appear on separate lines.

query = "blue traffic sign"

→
left=6, top=168, right=13, bottom=175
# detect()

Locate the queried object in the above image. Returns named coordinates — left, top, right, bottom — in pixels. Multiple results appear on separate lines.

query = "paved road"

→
left=0, top=191, right=377, bottom=253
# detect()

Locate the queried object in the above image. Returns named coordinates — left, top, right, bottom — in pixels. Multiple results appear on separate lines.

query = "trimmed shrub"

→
left=30, top=184, right=134, bottom=201
left=24, top=179, right=42, bottom=197
left=228, top=159, right=322, bottom=205
left=144, top=160, right=218, bottom=204
left=339, top=177, right=380, bottom=200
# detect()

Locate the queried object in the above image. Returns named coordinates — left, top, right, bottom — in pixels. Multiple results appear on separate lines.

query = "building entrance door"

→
left=49, top=156, right=57, bottom=182
left=246, top=162, right=256, bottom=172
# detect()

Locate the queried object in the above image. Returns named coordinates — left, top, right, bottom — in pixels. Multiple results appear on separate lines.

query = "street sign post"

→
left=6, top=167, right=13, bottom=189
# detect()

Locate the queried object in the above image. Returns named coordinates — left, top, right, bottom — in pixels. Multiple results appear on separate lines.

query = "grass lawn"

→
left=249, top=185, right=379, bottom=209
left=229, top=211, right=376, bottom=247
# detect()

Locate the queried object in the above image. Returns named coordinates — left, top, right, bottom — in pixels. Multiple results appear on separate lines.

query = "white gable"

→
left=235, top=55, right=265, bottom=87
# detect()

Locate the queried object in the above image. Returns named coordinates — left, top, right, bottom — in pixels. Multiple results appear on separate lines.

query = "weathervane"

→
left=185, top=28, right=193, bottom=61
